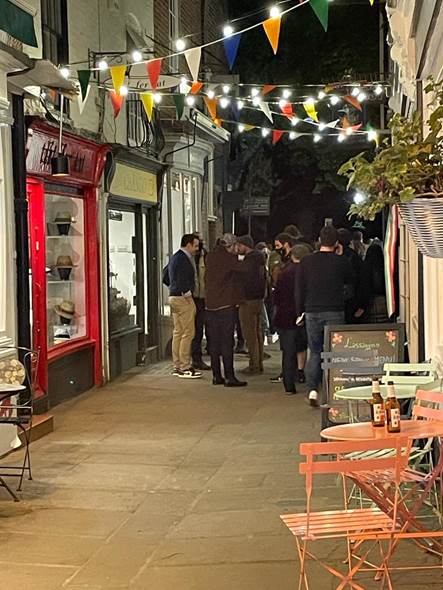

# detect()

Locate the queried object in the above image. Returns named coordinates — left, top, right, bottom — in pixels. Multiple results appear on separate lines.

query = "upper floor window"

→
left=41, top=0, right=68, bottom=66
left=169, top=0, right=179, bottom=73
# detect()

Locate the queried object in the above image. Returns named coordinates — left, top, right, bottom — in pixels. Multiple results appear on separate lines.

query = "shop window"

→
left=108, top=210, right=138, bottom=333
left=41, top=0, right=69, bottom=66
left=45, top=194, right=87, bottom=348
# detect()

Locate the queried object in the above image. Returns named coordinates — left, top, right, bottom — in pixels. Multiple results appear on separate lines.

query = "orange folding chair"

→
left=281, top=437, right=408, bottom=590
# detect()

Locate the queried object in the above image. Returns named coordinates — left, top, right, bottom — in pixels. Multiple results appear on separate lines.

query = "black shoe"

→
left=298, top=369, right=306, bottom=383
left=225, top=379, right=248, bottom=388
left=270, top=374, right=283, bottom=383
left=212, top=377, right=225, bottom=385
left=193, top=360, right=211, bottom=371
left=285, top=390, right=297, bottom=396
left=234, top=346, right=248, bottom=355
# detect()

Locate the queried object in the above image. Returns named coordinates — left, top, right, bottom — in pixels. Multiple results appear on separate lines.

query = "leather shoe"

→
left=212, top=377, right=225, bottom=385
left=225, top=379, right=247, bottom=388
left=193, top=360, right=211, bottom=371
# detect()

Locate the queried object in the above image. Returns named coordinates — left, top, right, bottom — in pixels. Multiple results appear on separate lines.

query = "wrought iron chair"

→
left=0, top=346, right=39, bottom=501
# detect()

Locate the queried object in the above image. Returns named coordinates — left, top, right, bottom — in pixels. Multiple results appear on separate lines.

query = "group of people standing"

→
left=165, top=222, right=387, bottom=405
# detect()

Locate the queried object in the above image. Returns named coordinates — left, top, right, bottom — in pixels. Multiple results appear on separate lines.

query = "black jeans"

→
left=277, top=328, right=298, bottom=393
left=191, top=298, right=206, bottom=362
left=206, top=307, right=236, bottom=381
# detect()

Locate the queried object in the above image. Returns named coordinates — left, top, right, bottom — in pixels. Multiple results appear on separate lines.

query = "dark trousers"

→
left=191, top=298, right=206, bottom=362
left=206, top=307, right=236, bottom=381
left=277, top=329, right=298, bottom=393
left=234, top=307, right=244, bottom=347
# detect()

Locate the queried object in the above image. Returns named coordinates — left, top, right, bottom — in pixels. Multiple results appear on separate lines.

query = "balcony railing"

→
left=126, top=98, right=165, bottom=158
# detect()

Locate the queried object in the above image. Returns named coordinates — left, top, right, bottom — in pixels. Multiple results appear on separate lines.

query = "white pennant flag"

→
left=77, top=83, right=90, bottom=115
left=326, top=119, right=340, bottom=128
left=184, top=47, right=202, bottom=81
left=259, top=101, right=273, bottom=122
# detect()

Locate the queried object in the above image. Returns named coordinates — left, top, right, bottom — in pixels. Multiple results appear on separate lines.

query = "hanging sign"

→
left=110, top=163, right=157, bottom=203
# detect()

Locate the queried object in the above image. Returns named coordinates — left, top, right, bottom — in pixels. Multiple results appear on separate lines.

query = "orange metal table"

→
left=321, top=420, right=443, bottom=441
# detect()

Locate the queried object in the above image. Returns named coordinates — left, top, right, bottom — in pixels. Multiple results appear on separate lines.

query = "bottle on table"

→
left=370, top=377, right=385, bottom=428
left=385, top=381, right=401, bottom=433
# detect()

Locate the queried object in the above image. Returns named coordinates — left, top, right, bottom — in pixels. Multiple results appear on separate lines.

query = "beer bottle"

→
left=385, top=381, right=401, bottom=433
left=370, top=377, right=385, bottom=427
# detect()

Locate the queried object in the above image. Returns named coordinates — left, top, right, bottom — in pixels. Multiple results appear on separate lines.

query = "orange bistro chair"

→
left=280, top=437, right=409, bottom=590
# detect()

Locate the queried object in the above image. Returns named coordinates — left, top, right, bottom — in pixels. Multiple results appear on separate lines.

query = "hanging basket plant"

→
left=338, top=78, right=443, bottom=258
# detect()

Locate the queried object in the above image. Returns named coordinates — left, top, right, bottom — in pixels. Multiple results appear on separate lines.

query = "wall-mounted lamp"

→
left=51, top=93, right=70, bottom=176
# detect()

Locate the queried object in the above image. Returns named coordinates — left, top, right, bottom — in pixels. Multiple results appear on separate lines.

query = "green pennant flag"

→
left=78, top=70, right=91, bottom=101
left=173, top=94, right=185, bottom=120
left=310, top=0, right=329, bottom=32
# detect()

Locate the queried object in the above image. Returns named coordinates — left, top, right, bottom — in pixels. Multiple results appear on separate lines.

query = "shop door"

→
left=142, top=207, right=159, bottom=348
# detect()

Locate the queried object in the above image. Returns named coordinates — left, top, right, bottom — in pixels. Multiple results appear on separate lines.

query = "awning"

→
left=0, top=0, right=38, bottom=47
left=8, top=59, right=78, bottom=98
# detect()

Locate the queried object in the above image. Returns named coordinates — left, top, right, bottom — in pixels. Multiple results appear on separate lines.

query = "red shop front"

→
left=26, top=121, right=108, bottom=407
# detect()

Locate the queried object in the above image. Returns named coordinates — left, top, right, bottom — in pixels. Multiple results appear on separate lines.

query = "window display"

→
left=45, top=194, right=87, bottom=347
left=108, top=210, right=137, bottom=333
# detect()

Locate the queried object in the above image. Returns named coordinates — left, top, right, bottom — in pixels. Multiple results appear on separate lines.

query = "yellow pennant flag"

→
left=369, top=0, right=375, bottom=5
left=303, top=100, right=318, bottom=122
left=110, top=65, right=126, bottom=95
left=262, top=16, right=281, bottom=55
left=244, top=124, right=256, bottom=132
left=140, top=92, right=154, bottom=122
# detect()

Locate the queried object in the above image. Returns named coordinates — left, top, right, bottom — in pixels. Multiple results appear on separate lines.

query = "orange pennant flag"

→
left=109, top=90, right=124, bottom=118
left=262, top=84, right=277, bottom=95
left=344, top=95, right=362, bottom=111
left=272, top=130, right=284, bottom=145
left=262, top=16, right=281, bottom=55
left=204, top=97, right=217, bottom=120
left=191, top=81, right=204, bottom=95
left=110, top=65, right=126, bottom=95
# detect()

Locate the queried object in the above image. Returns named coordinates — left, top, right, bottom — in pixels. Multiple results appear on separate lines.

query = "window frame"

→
left=168, top=0, right=180, bottom=73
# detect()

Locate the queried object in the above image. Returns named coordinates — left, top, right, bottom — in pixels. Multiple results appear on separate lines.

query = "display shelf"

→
left=47, top=280, right=75, bottom=284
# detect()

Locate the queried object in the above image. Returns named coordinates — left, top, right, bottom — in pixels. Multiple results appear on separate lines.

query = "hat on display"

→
left=237, top=235, right=254, bottom=249
left=54, top=212, right=73, bottom=223
left=54, top=300, right=76, bottom=319
left=219, top=233, right=237, bottom=247
left=55, top=255, right=75, bottom=268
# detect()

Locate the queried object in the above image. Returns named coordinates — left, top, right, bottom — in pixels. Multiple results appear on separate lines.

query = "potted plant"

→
left=338, top=78, right=443, bottom=258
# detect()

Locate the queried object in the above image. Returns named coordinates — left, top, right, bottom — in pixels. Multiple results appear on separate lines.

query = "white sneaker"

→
left=308, top=390, right=319, bottom=407
left=178, top=368, right=203, bottom=379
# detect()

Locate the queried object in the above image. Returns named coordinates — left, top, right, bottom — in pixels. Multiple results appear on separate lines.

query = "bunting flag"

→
left=184, top=47, right=202, bottom=82
left=77, top=70, right=91, bottom=102
left=244, top=124, right=256, bottom=132
left=109, top=90, right=124, bottom=118
left=326, top=119, right=340, bottom=128
left=173, top=94, right=185, bottom=120
left=223, top=33, right=241, bottom=71
left=384, top=206, right=399, bottom=318
left=190, top=81, right=203, bottom=95
left=77, top=83, right=90, bottom=114
left=262, top=16, right=281, bottom=55
left=140, top=92, right=154, bottom=122
left=369, top=0, right=375, bottom=5
left=259, top=101, right=273, bottom=122
left=110, top=64, right=126, bottom=94
left=344, top=95, right=363, bottom=111
left=272, top=130, right=284, bottom=144
left=262, top=84, right=277, bottom=95
left=146, top=58, right=162, bottom=90
left=204, top=97, right=217, bottom=120
left=310, top=0, right=329, bottom=32
left=281, top=102, right=293, bottom=120
left=303, top=100, right=318, bottom=122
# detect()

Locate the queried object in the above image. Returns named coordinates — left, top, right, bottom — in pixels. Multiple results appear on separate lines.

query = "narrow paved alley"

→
left=0, top=355, right=439, bottom=589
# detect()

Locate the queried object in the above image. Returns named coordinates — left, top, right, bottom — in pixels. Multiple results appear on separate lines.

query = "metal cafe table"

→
left=334, top=384, right=418, bottom=422
left=0, top=383, right=26, bottom=501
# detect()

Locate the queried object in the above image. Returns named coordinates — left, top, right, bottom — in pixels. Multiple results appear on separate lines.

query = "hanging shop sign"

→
left=243, top=196, right=270, bottom=216
left=110, top=162, right=157, bottom=203
left=129, top=68, right=181, bottom=92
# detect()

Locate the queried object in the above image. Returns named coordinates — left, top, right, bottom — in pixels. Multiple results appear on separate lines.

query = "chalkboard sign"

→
left=322, top=323, right=405, bottom=425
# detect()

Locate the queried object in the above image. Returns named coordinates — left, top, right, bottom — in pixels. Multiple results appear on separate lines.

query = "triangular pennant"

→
left=369, top=0, right=375, bottom=5
left=262, top=16, right=281, bottom=55
left=326, top=119, right=340, bottom=128
left=344, top=95, right=363, bottom=111
left=204, top=97, right=217, bottom=120
left=310, top=0, right=329, bottom=32
left=223, top=33, right=241, bottom=71
left=190, top=81, right=203, bottom=95
left=77, top=82, right=90, bottom=114
left=262, top=84, right=277, bottom=95
left=140, top=92, right=154, bottom=122
left=244, top=124, right=256, bottom=132
left=303, top=100, right=318, bottom=122
left=272, top=130, right=284, bottom=145
left=110, top=65, right=127, bottom=94
left=281, top=102, right=293, bottom=120
left=109, top=90, right=124, bottom=118
left=146, top=58, right=162, bottom=90
left=77, top=70, right=91, bottom=102
left=173, top=94, right=185, bottom=120
left=184, top=47, right=202, bottom=82
left=259, top=101, right=273, bottom=122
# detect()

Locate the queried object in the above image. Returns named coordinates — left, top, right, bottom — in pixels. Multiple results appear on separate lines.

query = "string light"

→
left=237, top=99, right=244, bottom=110
left=175, top=38, right=186, bottom=51
left=337, top=133, right=346, bottom=142
left=318, top=122, right=326, bottom=131
left=313, top=134, right=321, bottom=143
left=291, top=116, right=299, bottom=126
left=238, top=123, right=245, bottom=133
left=60, top=67, right=70, bottom=79
left=367, top=130, right=378, bottom=142
left=270, top=6, right=281, bottom=18
left=282, top=89, right=292, bottom=99
left=251, top=87, right=260, bottom=97
left=279, top=99, right=288, bottom=108
left=119, top=85, right=128, bottom=96
left=252, top=96, right=261, bottom=106
left=132, top=50, right=143, bottom=62
left=318, top=90, right=326, bottom=100
left=261, top=128, right=270, bottom=137
left=186, top=95, right=196, bottom=106
left=223, top=24, right=234, bottom=37
left=98, top=60, right=108, bottom=71
left=330, top=95, right=340, bottom=106
left=289, top=131, right=297, bottom=140
left=207, top=89, right=215, bottom=99
left=222, top=84, right=231, bottom=94
left=374, top=84, right=384, bottom=96
left=357, top=91, right=367, bottom=103
left=153, top=93, right=162, bottom=104
left=219, top=97, right=230, bottom=108
left=346, top=127, right=353, bottom=136
left=305, top=97, right=316, bottom=106
left=353, top=191, right=366, bottom=204
left=351, top=87, right=360, bottom=97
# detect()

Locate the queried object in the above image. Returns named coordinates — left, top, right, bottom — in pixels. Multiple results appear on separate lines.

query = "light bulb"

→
left=175, top=38, right=186, bottom=52
left=98, top=60, right=108, bottom=71
left=252, top=96, right=261, bottom=106
left=357, top=92, right=367, bottom=103
left=346, top=127, right=353, bottom=135
left=374, top=84, right=384, bottom=96
left=237, top=99, right=244, bottom=110
left=223, top=24, right=234, bottom=37
left=337, top=133, right=346, bottom=142
left=368, top=130, right=378, bottom=142
left=305, top=97, right=315, bottom=106
left=180, top=77, right=188, bottom=84
left=251, top=88, right=260, bottom=97
left=207, top=89, right=215, bottom=99
left=186, top=95, right=195, bottom=106
left=282, top=89, right=291, bottom=99
left=279, top=99, right=288, bottom=109
left=119, top=85, right=128, bottom=96
left=261, top=128, right=270, bottom=137
left=353, top=191, right=365, bottom=205
left=291, top=117, right=299, bottom=126
left=222, top=84, right=230, bottom=94
left=313, top=134, right=321, bottom=143
left=318, top=90, right=326, bottom=100
left=289, top=131, right=297, bottom=140
left=352, top=86, right=360, bottom=97
left=132, top=50, right=143, bottom=62
left=330, top=95, right=340, bottom=106
left=270, top=6, right=280, bottom=18
left=60, top=67, right=70, bottom=79
left=219, top=97, right=230, bottom=109
left=153, top=93, right=162, bottom=104
left=318, top=122, right=326, bottom=131
left=238, top=124, right=245, bottom=133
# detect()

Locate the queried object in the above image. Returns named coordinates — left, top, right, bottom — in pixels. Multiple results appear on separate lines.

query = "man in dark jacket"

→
left=205, top=234, right=248, bottom=387
left=168, top=234, right=202, bottom=379
left=237, top=235, right=266, bottom=374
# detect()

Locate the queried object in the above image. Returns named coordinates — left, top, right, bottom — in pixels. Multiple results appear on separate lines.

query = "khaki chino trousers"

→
left=169, top=296, right=196, bottom=371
